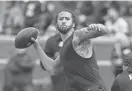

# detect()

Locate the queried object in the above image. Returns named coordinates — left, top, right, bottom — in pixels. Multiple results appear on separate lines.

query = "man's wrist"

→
left=98, top=24, right=109, bottom=34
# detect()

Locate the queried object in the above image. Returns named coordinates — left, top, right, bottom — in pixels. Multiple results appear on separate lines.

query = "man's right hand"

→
left=31, top=37, right=40, bottom=49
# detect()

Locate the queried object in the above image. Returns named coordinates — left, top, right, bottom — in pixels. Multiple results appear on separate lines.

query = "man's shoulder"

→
left=73, top=27, right=90, bottom=42
left=116, top=73, right=123, bottom=80
left=116, top=70, right=130, bottom=81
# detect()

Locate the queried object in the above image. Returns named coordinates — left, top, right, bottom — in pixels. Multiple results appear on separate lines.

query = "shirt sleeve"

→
left=111, top=79, right=120, bottom=91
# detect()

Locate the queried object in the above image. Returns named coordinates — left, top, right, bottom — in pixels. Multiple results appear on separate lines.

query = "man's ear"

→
left=55, top=24, right=58, bottom=29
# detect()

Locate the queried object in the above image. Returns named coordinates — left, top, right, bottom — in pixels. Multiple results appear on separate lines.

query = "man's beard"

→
left=57, top=25, right=73, bottom=34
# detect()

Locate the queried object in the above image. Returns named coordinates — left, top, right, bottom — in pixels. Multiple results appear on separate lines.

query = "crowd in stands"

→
left=0, top=1, right=131, bottom=36
left=1, top=1, right=54, bottom=35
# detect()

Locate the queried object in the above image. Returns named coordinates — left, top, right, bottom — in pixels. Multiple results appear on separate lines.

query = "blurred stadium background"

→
left=0, top=1, right=132, bottom=91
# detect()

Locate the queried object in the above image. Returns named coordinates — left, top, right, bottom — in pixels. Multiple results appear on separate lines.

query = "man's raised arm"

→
left=74, top=24, right=108, bottom=43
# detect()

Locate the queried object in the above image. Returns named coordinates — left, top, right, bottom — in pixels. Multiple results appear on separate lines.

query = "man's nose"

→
left=62, top=22, right=66, bottom=25
left=62, top=18, right=66, bottom=22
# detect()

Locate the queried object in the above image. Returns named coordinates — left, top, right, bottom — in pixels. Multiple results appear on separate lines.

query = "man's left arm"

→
left=74, top=24, right=108, bottom=43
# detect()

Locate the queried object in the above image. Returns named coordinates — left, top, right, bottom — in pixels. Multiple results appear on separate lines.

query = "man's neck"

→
left=60, top=29, right=74, bottom=43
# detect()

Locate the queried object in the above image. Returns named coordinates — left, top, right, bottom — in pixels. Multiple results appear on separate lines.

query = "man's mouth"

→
left=61, top=25, right=66, bottom=27
left=61, top=25, right=67, bottom=29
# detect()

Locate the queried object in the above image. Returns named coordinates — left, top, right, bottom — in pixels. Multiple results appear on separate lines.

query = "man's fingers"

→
left=89, top=24, right=94, bottom=29
left=88, top=24, right=102, bottom=31
left=88, top=24, right=97, bottom=31
left=97, top=25, right=101, bottom=31
left=88, top=25, right=93, bottom=31
left=31, top=37, right=36, bottom=42
left=31, top=37, right=34, bottom=41
left=95, top=24, right=98, bottom=31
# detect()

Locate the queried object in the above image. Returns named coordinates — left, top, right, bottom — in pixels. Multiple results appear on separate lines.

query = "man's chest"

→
left=62, top=38, right=93, bottom=58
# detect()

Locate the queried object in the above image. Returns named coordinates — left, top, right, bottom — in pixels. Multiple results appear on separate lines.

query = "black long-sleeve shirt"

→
left=111, top=68, right=132, bottom=91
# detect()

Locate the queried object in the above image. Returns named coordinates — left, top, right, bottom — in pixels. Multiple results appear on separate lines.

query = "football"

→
left=14, top=27, right=39, bottom=49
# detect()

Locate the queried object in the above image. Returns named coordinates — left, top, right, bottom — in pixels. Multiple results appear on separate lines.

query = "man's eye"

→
left=59, top=18, right=63, bottom=20
left=65, top=17, right=70, bottom=20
